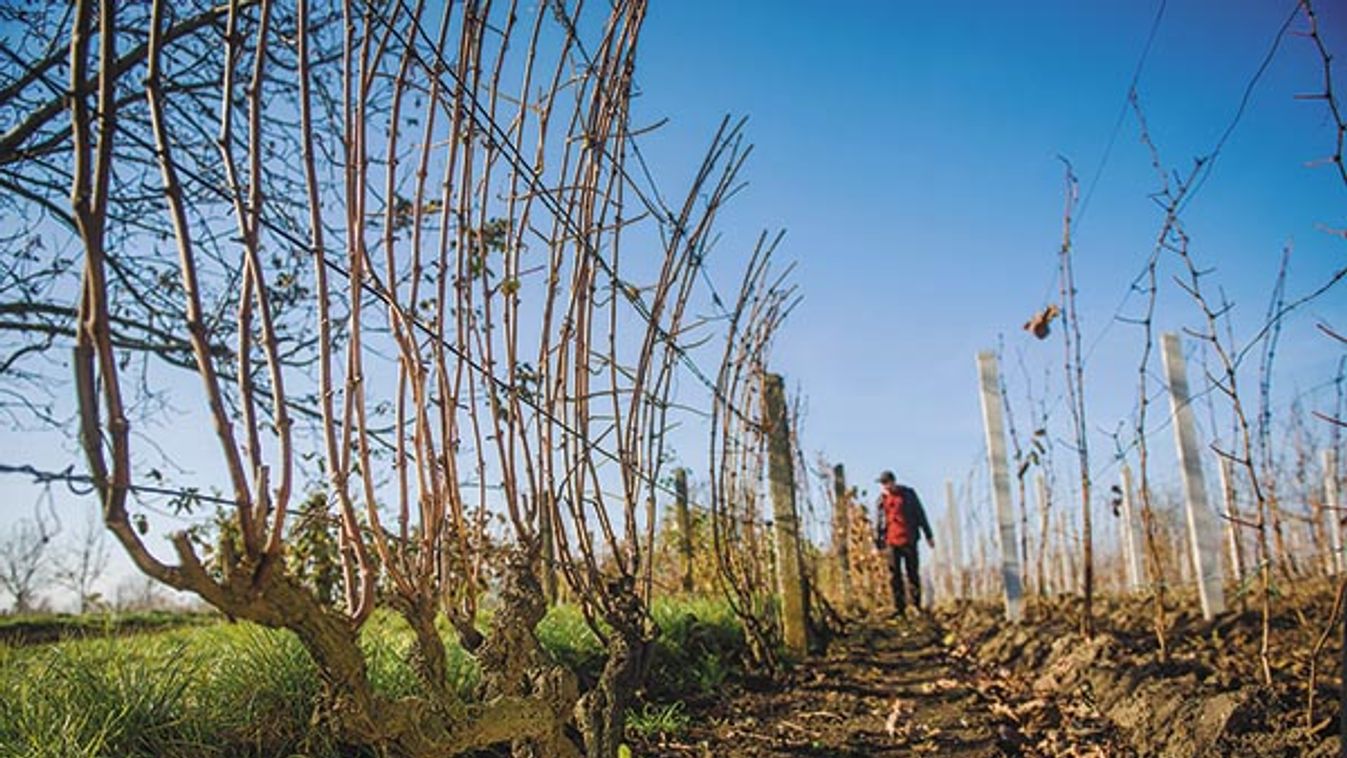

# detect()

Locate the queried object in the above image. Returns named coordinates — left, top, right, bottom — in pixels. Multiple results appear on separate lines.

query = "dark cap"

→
left=877, top=470, right=895, bottom=484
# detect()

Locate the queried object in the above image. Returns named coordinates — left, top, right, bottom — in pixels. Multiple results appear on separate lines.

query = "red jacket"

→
left=875, top=483, right=932, bottom=548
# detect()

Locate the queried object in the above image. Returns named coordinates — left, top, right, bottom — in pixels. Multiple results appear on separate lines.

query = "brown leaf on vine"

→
left=1024, top=304, right=1061, bottom=339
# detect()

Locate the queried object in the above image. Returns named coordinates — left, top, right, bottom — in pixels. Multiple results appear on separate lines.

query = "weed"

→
left=625, top=701, right=690, bottom=740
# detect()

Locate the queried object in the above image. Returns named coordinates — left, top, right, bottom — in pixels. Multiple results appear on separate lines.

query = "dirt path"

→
left=637, top=616, right=1116, bottom=757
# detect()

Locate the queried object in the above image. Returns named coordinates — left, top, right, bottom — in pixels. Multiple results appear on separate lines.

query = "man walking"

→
left=874, top=470, right=934, bottom=617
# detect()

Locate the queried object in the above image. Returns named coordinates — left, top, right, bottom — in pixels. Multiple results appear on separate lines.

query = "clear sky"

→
left=3, top=0, right=1346, bottom=608
left=629, top=0, right=1347, bottom=530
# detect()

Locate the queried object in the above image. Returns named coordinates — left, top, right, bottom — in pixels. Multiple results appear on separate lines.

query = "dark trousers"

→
left=885, top=544, right=921, bottom=613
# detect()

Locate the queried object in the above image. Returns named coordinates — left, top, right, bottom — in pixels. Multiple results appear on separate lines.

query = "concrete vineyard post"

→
left=674, top=468, right=693, bottom=593
left=938, top=511, right=952, bottom=601
left=976, top=535, right=988, bottom=599
left=1033, top=474, right=1050, bottom=595
left=946, top=479, right=963, bottom=600
left=976, top=351, right=1024, bottom=622
left=833, top=464, right=854, bottom=610
left=763, top=372, right=808, bottom=656
left=1160, top=332, right=1226, bottom=619
left=1326, top=450, right=1342, bottom=575
left=1056, top=510, right=1075, bottom=596
left=1178, top=535, right=1193, bottom=586
left=1119, top=464, right=1145, bottom=592
left=1217, top=458, right=1245, bottom=584
left=1067, top=515, right=1083, bottom=595
left=935, top=506, right=951, bottom=604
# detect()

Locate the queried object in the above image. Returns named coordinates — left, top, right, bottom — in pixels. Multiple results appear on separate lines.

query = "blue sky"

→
left=628, top=0, right=1346, bottom=534
left=3, top=0, right=1345, bottom=607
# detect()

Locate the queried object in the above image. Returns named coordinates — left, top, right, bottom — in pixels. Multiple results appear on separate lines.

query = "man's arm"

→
left=909, top=487, right=934, bottom=543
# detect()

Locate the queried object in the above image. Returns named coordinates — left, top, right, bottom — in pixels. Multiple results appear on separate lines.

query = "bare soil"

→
left=940, top=589, right=1343, bottom=757
left=633, top=583, right=1344, bottom=757
left=632, top=614, right=1125, bottom=756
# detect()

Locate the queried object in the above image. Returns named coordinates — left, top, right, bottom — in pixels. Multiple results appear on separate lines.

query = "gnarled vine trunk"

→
left=578, top=612, right=647, bottom=758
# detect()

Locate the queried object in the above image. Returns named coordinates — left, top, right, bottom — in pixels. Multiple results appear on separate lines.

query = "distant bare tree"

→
left=112, top=575, right=171, bottom=613
left=0, top=518, right=53, bottom=614
left=53, top=510, right=110, bottom=613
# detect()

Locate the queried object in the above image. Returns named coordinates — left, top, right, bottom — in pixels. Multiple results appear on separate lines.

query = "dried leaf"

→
left=1024, top=304, right=1061, bottom=339
left=884, top=698, right=914, bottom=737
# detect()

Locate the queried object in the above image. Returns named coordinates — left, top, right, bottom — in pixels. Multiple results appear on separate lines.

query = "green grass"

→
left=625, top=701, right=690, bottom=740
left=0, top=623, right=344, bottom=757
left=645, top=596, right=747, bottom=698
left=0, top=597, right=749, bottom=757
left=535, top=603, right=606, bottom=681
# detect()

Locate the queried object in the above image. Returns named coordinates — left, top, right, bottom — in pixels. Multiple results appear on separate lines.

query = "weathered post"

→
left=833, top=464, right=854, bottom=610
left=1217, top=458, right=1246, bottom=583
left=1160, top=332, right=1226, bottom=619
left=674, top=468, right=694, bottom=593
left=976, top=351, right=1024, bottom=622
left=540, top=492, right=558, bottom=604
left=1119, top=464, right=1145, bottom=592
left=763, top=372, right=808, bottom=656
left=945, top=479, right=963, bottom=600
left=1326, top=450, right=1342, bottom=575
